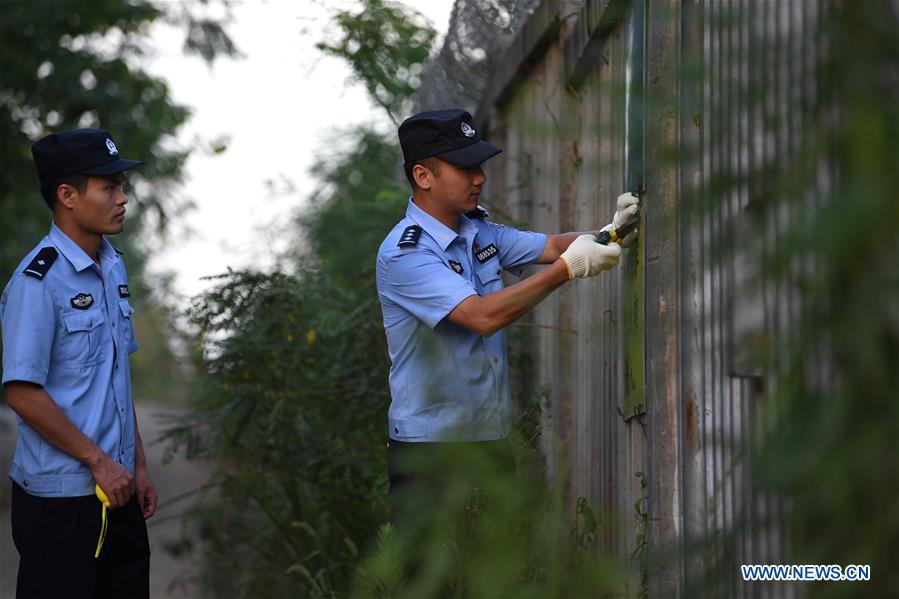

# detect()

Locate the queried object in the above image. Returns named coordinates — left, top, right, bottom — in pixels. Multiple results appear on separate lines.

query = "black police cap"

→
left=399, top=109, right=502, bottom=169
left=31, top=128, right=144, bottom=184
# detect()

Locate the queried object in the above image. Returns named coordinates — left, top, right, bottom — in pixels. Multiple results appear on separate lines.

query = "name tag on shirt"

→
left=475, top=243, right=498, bottom=264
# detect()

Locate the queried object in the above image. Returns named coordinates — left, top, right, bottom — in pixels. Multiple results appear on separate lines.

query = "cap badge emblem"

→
left=461, top=122, right=476, bottom=138
left=106, top=138, right=119, bottom=156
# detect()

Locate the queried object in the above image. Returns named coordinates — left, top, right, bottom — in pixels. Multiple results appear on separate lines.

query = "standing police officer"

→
left=1, top=128, right=155, bottom=598
left=376, top=109, right=639, bottom=530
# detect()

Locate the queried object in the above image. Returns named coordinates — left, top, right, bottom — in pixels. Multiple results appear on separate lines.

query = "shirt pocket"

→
left=59, top=309, right=107, bottom=367
left=118, top=299, right=138, bottom=353
left=476, top=264, right=504, bottom=293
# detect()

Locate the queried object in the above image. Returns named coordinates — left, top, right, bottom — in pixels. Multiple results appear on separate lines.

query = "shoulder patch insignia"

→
left=23, top=247, right=59, bottom=280
left=465, top=205, right=490, bottom=220
left=448, top=260, right=464, bottom=274
left=70, top=293, right=94, bottom=310
left=397, top=225, right=422, bottom=248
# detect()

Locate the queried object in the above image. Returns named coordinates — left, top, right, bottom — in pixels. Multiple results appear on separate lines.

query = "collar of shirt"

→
left=48, top=222, right=119, bottom=272
left=405, top=198, right=478, bottom=251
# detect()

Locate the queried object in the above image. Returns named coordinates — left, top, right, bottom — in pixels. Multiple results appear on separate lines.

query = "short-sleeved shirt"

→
left=1, top=222, right=138, bottom=497
left=376, top=199, right=547, bottom=442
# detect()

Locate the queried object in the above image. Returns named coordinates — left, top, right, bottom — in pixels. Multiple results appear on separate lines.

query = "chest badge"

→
left=475, top=243, right=499, bottom=264
left=70, top=293, right=94, bottom=310
left=118, top=285, right=130, bottom=298
left=449, top=260, right=464, bottom=274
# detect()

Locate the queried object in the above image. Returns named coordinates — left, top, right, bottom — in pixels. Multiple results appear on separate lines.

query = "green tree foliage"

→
left=162, top=2, right=436, bottom=596
left=160, top=126, right=408, bottom=595
left=159, top=103, right=412, bottom=599
left=162, top=270, right=391, bottom=597
left=302, top=0, right=438, bottom=285
left=295, top=126, right=407, bottom=287
left=316, top=0, right=436, bottom=125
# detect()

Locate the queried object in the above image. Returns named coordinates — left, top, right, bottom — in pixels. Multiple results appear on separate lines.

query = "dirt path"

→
left=0, top=401, right=213, bottom=598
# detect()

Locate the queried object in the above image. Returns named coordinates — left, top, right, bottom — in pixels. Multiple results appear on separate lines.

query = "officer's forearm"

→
left=448, top=260, right=569, bottom=336
left=538, top=230, right=608, bottom=264
left=4, top=381, right=105, bottom=467
left=132, top=409, right=148, bottom=469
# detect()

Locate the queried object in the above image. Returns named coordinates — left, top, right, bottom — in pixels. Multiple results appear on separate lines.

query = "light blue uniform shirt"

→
left=376, top=199, right=547, bottom=442
left=1, top=223, right=138, bottom=497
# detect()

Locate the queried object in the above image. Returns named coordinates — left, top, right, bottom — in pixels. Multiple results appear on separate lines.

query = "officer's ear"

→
left=56, top=183, right=78, bottom=209
left=56, top=178, right=92, bottom=210
left=411, top=163, right=433, bottom=191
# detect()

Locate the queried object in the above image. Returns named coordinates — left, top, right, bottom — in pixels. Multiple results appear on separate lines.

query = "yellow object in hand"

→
left=94, top=484, right=110, bottom=558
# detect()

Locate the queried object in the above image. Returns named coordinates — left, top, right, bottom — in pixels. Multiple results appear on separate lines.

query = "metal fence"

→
left=469, top=0, right=828, bottom=594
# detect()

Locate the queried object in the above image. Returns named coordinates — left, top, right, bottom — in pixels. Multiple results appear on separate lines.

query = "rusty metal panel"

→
left=478, top=0, right=826, bottom=595
left=490, top=43, right=572, bottom=493
left=567, top=28, right=624, bottom=529
left=642, top=0, right=683, bottom=594
left=680, top=0, right=767, bottom=594
left=559, top=11, right=636, bottom=565
left=678, top=1, right=822, bottom=596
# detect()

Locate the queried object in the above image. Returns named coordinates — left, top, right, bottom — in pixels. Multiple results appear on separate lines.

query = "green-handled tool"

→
left=596, top=215, right=640, bottom=245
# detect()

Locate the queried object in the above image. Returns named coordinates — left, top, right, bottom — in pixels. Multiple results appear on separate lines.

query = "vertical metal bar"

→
left=705, top=0, right=717, bottom=566
left=625, top=0, right=646, bottom=195
left=643, top=0, right=685, bottom=592
left=744, top=0, right=764, bottom=588
left=735, top=2, right=755, bottom=594
left=622, top=0, right=646, bottom=419
left=679, top=0, right=707, bottom=592
left=715, top=0, right=728, bottom=588
left=722, top=1, right=739, bottom=595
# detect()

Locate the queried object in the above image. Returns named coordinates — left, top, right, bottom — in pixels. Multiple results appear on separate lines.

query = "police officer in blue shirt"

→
left=1, top=128, right=155, bottom=598
left=377, top=109, right=639, bottom=529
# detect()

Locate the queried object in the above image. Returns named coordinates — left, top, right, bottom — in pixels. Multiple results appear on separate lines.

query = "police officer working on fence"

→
left=1, top=128, right=155, bottom=598
left=377, top=109, right=639, bottom=530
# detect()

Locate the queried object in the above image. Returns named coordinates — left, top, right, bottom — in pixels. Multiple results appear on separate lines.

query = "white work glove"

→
left=605, top=192, right=640, bottom=247
left=560, top=234, right=621, bottom=279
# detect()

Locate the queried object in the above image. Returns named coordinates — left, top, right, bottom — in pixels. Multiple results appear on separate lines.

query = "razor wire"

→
left=413, top=0, right=543, bottom=115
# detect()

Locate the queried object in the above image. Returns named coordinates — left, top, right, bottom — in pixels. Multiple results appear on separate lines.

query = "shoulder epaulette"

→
left=397, top=225, right=422, bottom=248
left=465, top=205, right=490, bottom=219
left=23, top=247, right=59, bottom=280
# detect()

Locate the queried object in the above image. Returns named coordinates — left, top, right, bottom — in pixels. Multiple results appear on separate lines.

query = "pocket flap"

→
left=63, top=310, right=105, bottom=333
left=118, top=299, right=134, bottom=319
left=476, top=265, right=503, bottom=286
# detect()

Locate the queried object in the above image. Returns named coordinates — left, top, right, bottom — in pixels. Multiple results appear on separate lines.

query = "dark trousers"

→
left=387, top=438, right=515, bottom=536
left=11, top=482, right=150, bottom=599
